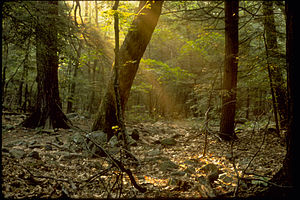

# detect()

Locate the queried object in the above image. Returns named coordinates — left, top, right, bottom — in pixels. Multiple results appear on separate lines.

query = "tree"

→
left=22, top=1, right=70, bottom=129
left=92, top=1, right=163, bottom=140
left=262, top=1, right=288, bottom=129
left=219, top=0, right=239, bottom=141
left=257, top=0, right=297, bottom=197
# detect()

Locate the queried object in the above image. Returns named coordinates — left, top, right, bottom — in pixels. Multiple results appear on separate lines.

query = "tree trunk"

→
left=262, top=1, right=288, bottom=129
left=95, top=0, right=98, bottom=27
left=92, top=1, right=163, bottom=140
left=258, top=1, right=297, bottom=197
left=2, top=39, right=8, bottom=107
left=67, top=40, right=81, bottom=114
left=22, top=1, right=70, bottom=129
left=18, top=50, right=29, bottom=112
left=88, top=59, right=98, bottom=114
left=219, top=0, right=239, bottom=141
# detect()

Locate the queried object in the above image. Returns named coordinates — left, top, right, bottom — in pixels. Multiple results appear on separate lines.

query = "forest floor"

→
left=2, top=112, right=286, bottom=198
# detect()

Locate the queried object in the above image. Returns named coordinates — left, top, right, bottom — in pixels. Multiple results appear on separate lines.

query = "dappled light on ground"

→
left=2, top=114, right=285, bottom=198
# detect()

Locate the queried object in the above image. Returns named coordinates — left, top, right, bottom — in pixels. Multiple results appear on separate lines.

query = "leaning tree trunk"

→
left=22, top=1, right=70, bottom=129
left=219, top=0, right=239, bottom=141
left=92, top=1, right=163, bottom=140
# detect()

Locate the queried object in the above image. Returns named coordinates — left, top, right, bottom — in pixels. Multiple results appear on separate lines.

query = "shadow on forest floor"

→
left=2, top=112, right=286, bottom=198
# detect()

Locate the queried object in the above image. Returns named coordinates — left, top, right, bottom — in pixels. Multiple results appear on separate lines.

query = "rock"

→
left=219, top=174, right=233, bottom=183
left=44, top=153, right=56, bottom=160
left=44, top=144, right=52, bottom=151
left=131, top=129, right=139, bottom=141
left=225, top=152, right=240, bottom=161
left=87, top=131, right=107, bottom=144
left=201, top=163, right=220, bottom=183
left=161, top=138, right=176, bottom=146
left=29, top=140, right=37, bottom=146
left=28, top=151, right=40, bottom=160
left=168, top=177, right=180, bottom=186
left=58, top=152, right=84, bottom=161
left=171, top=171, right=186, bottom=176
left=70, top=132, right=86, bottom=145
left=108, top=135, right=118, bottom=147
left=225, top=153, right=233, bottom=160
left=3, top=124, right=15, bottom=131
left=196, top=176, right=216, bottom=198
left=148, top=149, right=161, bottom=156
left=126, top=133, right=137, bottom=147
left=184, top=166, right=196, bottom=174
left=208, top=171, right=219, bottom=183
left=160, top=160, right=179, bottom=172
left=143, top=157, right=158, bottom=162
left=9, top=148, right=26, bottom=159
left=201, top=163, right=218, bottom=173
left=28, top=144, right=43, bottom=149
left=68, top=131, right=107, bottom=156
left=183, top=159, right=202, bottom=167
left=197, top=175, right=210, bottom=185
left=5, top=140, right=26, bottom=147
left=144, top=156, right=168, bottom=162
left=85, top=131, right=107, bottom=157
left=38, top=129, right=56, bottom=134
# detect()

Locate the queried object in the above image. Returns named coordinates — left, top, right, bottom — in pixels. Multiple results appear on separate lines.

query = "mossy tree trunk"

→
left=92, top=1, right=163, bottom=140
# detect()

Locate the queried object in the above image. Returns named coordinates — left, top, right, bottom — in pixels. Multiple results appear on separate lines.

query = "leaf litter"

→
left=2, top=113, right=286, bottom=198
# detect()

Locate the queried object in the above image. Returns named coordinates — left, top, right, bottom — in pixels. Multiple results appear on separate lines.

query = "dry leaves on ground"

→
left=2, top=113, right=286, bottom=198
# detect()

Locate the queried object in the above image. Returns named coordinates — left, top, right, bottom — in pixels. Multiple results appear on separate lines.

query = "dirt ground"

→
left=2, top=113, right=286, bottom=198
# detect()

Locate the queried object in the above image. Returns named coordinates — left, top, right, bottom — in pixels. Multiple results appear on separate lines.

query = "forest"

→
left=1, top=0, right=297, bottom=198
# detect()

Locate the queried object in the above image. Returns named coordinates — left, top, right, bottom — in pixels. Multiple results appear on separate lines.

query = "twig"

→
left=202, top=107, right=211, bottom=157
left=84, top=135, right=146, bottom=193
left=243, top=172, right=272, bottom=179
left=46, top=142, right=74, bottom=153
left=230, top=139, right=240, bottom=197
left=233, top=116, right=271, bottom=196
left=242, top=117, right=270, bottom=174
left=82, top=167, right=112, bottom=185
left=121, top=147, right=140, bottom=166
left=240, top=177, right=293, bottom=189
left=12, top=159, right=79, bottom=184
left=67, top=124, right=145, bottom=193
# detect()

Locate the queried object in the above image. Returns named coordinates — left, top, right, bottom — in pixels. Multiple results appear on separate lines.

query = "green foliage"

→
left=180, top=31, right=223, bottom=58
left=141, top=58, right=193, bottom=84
left=2, top=0, right=287, bottom=124
left=100, top=2, right=137, bottom=38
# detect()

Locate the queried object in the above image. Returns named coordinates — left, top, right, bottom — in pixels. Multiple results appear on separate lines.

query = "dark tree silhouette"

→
left=258, top=0, right=297, bottom=197
left=22, top=1, right=70, bottom=129
left=219, top=0, right=239, bottom=141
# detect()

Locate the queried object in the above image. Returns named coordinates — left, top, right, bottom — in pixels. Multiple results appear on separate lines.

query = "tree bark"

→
left=262, top=1, right=288, bottom=129
left=258, top=1, right=297, bottom=197
left=67, top=40, right=82, bottom=114
left=22, top=1, right=70, bottom=129
left=219, top=0, right=239, bottom=141
left=92, top=1, right=163, bottom=140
